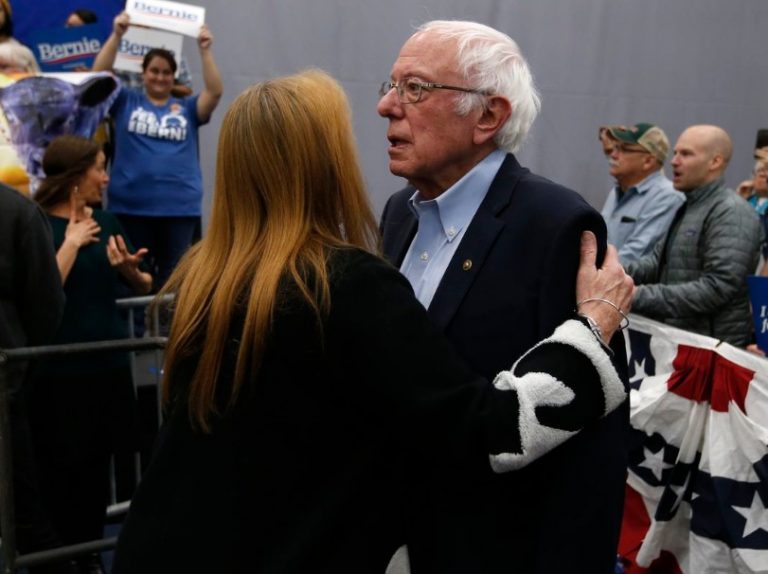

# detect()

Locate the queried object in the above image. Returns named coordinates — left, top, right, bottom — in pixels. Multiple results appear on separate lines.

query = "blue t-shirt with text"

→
left=108, top=89, right=207, bottom=217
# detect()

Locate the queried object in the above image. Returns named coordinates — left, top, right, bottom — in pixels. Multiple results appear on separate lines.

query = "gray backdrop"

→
left=183, top=0, right=768, bottom=224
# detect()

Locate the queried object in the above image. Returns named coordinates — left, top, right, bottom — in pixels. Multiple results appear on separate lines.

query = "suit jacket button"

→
left=462, top=259, right=472, bottom=271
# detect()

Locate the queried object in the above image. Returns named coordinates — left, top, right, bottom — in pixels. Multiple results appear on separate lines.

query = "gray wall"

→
left=184, top=0, right=768, bottom=225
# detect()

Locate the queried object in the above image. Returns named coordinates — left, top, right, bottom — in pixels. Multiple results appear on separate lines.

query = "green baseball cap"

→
left=608, top=123, right=669, bottom=163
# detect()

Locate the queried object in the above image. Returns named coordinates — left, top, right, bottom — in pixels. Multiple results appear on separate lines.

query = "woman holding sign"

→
left=93, top=11, right=222, bottom=296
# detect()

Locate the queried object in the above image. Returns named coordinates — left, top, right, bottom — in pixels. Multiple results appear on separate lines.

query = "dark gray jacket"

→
left=627, top=178, right=763, bottom=346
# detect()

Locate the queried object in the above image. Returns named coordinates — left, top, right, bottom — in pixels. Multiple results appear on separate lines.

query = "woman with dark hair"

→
left=65, top=9, right=98, bottom=27
left=111, top=70, right=633, bottom=573
left=92, top=11, right=222, bottom=293
left=32, top=135, right=151, bottom=574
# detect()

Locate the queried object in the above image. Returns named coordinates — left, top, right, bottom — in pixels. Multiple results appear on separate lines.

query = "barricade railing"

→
left=0, top=294, right=172, bottom=573
left=0, top=337, right=166, bottom=573
left=110, top=294, right=171, bottom=508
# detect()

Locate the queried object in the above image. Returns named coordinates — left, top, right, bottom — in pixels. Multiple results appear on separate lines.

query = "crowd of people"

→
left=1, top=6, right=223, bottom=574
left=599, top=121, right=766, bottom=348
left=0, top=5, right=764, bottom=574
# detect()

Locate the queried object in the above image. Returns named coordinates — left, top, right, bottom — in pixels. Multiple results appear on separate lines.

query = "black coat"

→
left=113, top=246, right=622, bottom=573
left=380, top=154, right=630, bottom=574
left=0, top=184, right=63, bottom=390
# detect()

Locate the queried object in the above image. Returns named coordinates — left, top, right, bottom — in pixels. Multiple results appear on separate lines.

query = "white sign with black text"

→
left=125, top=0, right=205, bottom=38
left=115, top=26, right=184, bottom=75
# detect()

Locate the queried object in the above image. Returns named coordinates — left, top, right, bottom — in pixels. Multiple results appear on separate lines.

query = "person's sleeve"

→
left=17, top=204, right=64, bottom=345
left=632, top=200, right=762, bottom=318
left=527, top=203, right=629, bottom=466
left=186, top=94, right=204, bottom=127
left=617, top=192, right=686, bottom=264
left=626, top=234, right=664, bottom=285
left=326, top=252, right=625, bottom=473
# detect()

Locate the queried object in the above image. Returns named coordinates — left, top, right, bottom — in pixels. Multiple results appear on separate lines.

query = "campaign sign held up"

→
left=115, top=27, right=184, bottom=75
left=28, top=25, right=106, bottom=72
left=125, top=0, right=205, bottom=38
left=747, top=275, right=768, bottom=352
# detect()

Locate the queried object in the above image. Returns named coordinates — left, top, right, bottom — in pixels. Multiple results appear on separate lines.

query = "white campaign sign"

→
left=114, top=27, right=184, bottom=75
left=125, top=0, right=205, bottom=38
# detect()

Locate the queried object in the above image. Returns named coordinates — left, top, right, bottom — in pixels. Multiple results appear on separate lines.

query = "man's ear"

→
left=709, top=153, right=725, bottom=174
left=474, top=95, right=512, bottom=146
left=643, top=155, right=659, bottom=171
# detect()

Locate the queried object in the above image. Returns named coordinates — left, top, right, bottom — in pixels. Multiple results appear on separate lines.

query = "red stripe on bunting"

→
left=711, top=355, right=754, bottom=413
left=620, top=484, right=684, bottom=574
left=667, top=345, right=715, bottom=402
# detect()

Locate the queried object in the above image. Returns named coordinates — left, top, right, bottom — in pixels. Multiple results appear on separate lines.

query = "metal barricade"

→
left=0, top=337, right=166, bottom=573
left=0, top=292, right=174, bottom=572
left=109, top=294, right=172, bottom=510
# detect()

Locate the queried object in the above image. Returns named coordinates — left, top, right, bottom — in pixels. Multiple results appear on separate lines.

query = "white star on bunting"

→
left=733, top=491, right=768, bottom=538
left=638, top=446, right=673, bottom=481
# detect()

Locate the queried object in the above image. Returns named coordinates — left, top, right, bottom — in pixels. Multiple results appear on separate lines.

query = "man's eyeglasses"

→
left=612, top=142, right=649, bottom=155
left=379, top=77, right=486, bottom=104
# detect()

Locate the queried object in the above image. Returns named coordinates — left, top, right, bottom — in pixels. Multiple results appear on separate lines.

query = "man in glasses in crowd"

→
left=600, top=123, right=684, bottom=265
left=378, top=20, right=629, bottom=574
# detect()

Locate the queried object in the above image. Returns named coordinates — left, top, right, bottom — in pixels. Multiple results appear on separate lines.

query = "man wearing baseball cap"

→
left=601, top=122, right=684, bottom=264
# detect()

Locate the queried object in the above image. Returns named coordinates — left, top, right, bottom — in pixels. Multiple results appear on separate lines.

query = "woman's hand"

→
left=197, top=24, right=213, bottom=50
left=107, top=234, right=147, bottom=272
left=63, top=201, right=100, bottom=249
left=55, top=200, right=100, bottom=283
left=113, top=11, right=130, bottom=38
left=576, top=231, right=635, bottom=343
left=93, top=12, right=129, bottom=71
left=107, top=234, right=153, bottom=294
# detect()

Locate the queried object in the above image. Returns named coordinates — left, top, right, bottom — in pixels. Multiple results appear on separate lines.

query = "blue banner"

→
left=747, top=275, right=768, bottom=352
left=28, top=24, right=107, bottom=72
left=12, top=0, right=122, bottom=48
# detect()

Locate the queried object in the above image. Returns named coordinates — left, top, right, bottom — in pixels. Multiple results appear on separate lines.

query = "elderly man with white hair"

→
left=379, top=20, right=630, bottom=574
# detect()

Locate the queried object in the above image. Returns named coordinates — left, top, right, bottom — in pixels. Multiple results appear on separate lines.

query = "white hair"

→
left=415, top=20, right=541, bottom=154
left=0, top=41, right=40, bottom=74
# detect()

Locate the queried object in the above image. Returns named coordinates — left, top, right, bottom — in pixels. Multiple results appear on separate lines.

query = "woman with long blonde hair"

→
left=112, top=70, right=631, bottom=573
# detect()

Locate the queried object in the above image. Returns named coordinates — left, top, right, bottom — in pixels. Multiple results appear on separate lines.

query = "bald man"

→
left=626, top=125, right=763, bottom=346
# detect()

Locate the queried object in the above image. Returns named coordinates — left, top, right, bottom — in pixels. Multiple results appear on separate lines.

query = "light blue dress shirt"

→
left=601, top=170, right=685, bottom=265
left=400, top=149, right=506, bottom=308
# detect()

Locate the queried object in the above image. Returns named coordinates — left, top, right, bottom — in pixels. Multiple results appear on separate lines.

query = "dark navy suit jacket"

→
left=380, top=154, right=629, bottom=574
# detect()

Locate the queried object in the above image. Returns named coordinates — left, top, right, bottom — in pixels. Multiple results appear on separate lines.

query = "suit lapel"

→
left=381, top=190, right=418, bottom=266
left=427, top=154, right=526, bottom=330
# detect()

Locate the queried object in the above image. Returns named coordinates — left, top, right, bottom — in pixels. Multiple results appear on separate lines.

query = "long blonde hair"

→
left=161, top=70, right=379, bottom=431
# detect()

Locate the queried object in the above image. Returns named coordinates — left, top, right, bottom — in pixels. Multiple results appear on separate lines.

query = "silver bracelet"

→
left=576, top=297, right=630, bottom=330
left=576, top=313, right=614, bottom=356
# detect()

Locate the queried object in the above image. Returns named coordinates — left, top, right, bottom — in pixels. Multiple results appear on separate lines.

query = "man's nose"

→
left=377, top=87, right=402, bottom=118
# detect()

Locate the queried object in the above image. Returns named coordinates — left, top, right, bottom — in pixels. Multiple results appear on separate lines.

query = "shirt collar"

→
left=407, top=149, right=506, bottom=241
left=686, top=176, right=724, bottom=203
left=615, top=169, right=664, bottom=197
